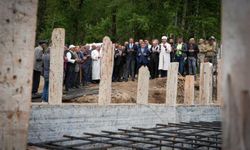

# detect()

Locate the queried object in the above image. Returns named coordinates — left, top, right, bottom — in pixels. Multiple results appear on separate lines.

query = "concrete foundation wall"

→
left=28, top=104, right=221, bottom=143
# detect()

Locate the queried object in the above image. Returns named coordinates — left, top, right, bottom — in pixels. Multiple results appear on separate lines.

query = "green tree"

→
left=36, top=0, right=221, bottom=44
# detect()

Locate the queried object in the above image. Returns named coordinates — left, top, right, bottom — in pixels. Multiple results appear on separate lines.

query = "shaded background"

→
left=36, top=0, right=221, bottom=44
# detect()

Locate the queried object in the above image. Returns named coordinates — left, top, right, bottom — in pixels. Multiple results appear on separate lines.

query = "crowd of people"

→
left=32, top=36, right=218, bottom=102
left=113, top=36, right=217, bottom=81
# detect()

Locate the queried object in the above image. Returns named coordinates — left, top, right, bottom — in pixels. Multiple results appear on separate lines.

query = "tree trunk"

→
left=181, top=0, right=188, bottom=30
left=111, top=8, right=117, bottom=41
left=194, top=0, right=199, bottom=37
left=36, top=0, right=47, bottom=40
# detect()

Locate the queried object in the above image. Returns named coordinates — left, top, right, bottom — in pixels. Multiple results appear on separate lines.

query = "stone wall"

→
left=28, top=104, right=221, bottom=143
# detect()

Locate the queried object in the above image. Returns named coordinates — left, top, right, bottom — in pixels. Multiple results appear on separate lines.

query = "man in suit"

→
left=73, top=46, right=83, bottom=88
left=137, top=42, right=150, bottom=70
left=82, top=45, right=92, bottom=86
left=113, top=45, right=126, bottom=82
left=125, top=38, right=138, bottom=81
left=149, top=39, right=160, bottom=79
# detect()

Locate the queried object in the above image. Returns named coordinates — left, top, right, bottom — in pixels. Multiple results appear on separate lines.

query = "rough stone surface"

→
left=166, top=62, right=179, bottom=106
left=49, top=28, right=65, bottom=104
left=184, top=75, right=195, bottom=105
left=217, top=59, right=223, bottom=105
left=137, top=66, right=150, bottom=104
left=199, top=63, right=213, bottom=104
left=0, top=0, right=38, bottom=149
left=222, top=0, right=250, bottom=149
left=28, top=104, right=221, bottom=143
left=98, top=36, right=113, bottom=105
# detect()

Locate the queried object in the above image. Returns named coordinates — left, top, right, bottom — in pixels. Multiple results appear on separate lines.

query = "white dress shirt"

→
left=66, top=50, right=76, bottom=64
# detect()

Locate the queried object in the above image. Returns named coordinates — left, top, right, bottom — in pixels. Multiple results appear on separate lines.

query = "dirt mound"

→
left=177, top=77, right=185, bottom=103
left=111, top=90, right=136, bottom=103
left=70, top=94, right=98, bottom=103
left=69, top=76, right=196, bottom=104
left=68, top=89, right=136, bottom=103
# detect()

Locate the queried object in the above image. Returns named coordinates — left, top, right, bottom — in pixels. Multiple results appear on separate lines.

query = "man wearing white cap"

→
left=91, top=45, right=102, bottom=83
left=65, top=45, right=78, bottom=91
left=158, top=36, right=172, bottom=77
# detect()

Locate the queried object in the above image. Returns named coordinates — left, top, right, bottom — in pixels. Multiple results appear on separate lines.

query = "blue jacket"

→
left=137, top=47, right=150, bottom=65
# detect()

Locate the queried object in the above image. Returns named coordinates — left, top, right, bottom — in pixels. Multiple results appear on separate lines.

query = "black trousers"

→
left=83, top=62, right=92, bottom=84
left=125, top=58, right=135, bottom=80
left=113, top=64, right=119, bottom=81
left=113, top=63, right=124, bottom=81
left=170, top=51, right=175, bottom=62
left=65, top=66, right=75, bottom=90
left=149, top=53, right=159, bottom=79
left=160, top=70, right=168, bottom=77
left=74, top=71, right=80, bottom=87
left=32, top=70, right=41, bottom=94
left=137, top=64, right=150, bottom=72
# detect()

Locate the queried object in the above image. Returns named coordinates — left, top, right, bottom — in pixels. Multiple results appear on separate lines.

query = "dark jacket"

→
left=65, top=50, right=76, bottom=69
left=83, top=49, right=92, bottom=66
left=125, top=43, right=138, bottom=59
left=137, top=47, right=150, bottom=65
left=187, top=43, right=199, bottom=58
left=114, top=49, right=126, bottom=66
left=174, top=43, right=188, bottom=57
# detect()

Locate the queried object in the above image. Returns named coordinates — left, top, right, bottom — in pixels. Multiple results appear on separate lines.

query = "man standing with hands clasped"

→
left=149, top=39, right=160, bottom=79
left=65, top=45, right=81, bottom=92
left=137, top=41, right=150, bottom=70
left=158, top=36, right=172, bottom=77
left=125, top=38, right=138, bottom=81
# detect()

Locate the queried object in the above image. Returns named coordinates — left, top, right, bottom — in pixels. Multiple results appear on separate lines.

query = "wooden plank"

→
left=199, top=62, right=204, bottom=104
left=136, top=66, right=150, bottom=104
left=49, top=28, right=65, bottom=104
left=199, top=62, right=213, bottom=104
left=216, top=59, right=223, bottom=105
left=166, top=62, right=179, bottom=106
left=0, top=0, right=38, bottom=149
left=184, top=75, right=194, bottom=105
left=98, top=36, right=114, bottom=105
left=222, top=0, right=250, bottom=149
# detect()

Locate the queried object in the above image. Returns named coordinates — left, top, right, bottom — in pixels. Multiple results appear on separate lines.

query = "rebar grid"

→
left=29, top=121, right=222, bottom=150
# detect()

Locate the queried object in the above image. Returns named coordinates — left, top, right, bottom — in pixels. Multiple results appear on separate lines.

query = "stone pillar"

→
left=199, top=62, right=213, bottom=104
left=0, top=0, right=38, bottom=149
left=136, top=66, right=150, bottom=104
left=184, top=75, right=194, bottom=105
left=166, top=62, right=179, bottom=106
left=217, top=59, right=223, bottom=105
left=49, top=28, right=65, bottom=104
left=98, top=36, right=113, bottom=105
left=222, top=0, right=250, bottom=149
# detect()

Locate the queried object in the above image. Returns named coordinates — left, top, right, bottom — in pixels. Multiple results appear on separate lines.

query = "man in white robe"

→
left=158, top=36, right=172, bottom=77
left=91, top=46, right=101, bottom=83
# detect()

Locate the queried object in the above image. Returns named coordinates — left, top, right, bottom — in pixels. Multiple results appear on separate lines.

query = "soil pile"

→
left=69, top=77, right=193, bottom=104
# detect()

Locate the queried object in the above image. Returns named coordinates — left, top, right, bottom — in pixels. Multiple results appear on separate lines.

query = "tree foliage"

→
left=36, top=0, right=221, bottom=44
